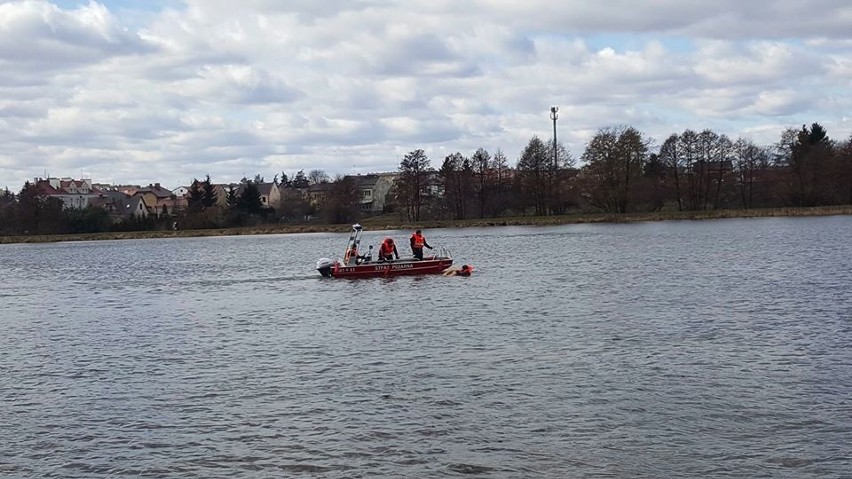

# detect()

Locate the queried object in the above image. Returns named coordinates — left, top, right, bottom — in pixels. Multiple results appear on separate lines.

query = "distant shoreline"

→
left=2, top=205, right=850, bottom=245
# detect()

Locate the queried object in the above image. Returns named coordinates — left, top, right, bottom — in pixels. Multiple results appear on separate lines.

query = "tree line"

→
left=1, top=122, right=851, bottom=236
left=177, top=171, right=361, bottom=229
left=394, top=122, right=852, bottom=221
left=0, top=169, right=355, bottom=235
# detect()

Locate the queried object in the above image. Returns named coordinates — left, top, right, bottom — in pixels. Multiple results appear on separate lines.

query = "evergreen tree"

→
left=64, top=207, right=111, bottom=234
left=15, top=182, right=64, bottom=235
left=840, top=133, right=852, bottom=204
left=237, top=182, right=263, bottom=214
left=226, top=185, right=239, bottom=207
left=397, top=149, right=432, bottom=221
left=187, top=179, right=203, bottom=211
left=0, top=188, right=14, bottom=235
left=3, top=188, right=17, bottom=234
left=0, top=187, right=13, bottom=206
left=16, top=181, right=41, bottom=234
left=291, top=170, right=309, bottom=188
left=787, top=123, right=834, bottom=206
left=202, top=174, right=217, bottom=208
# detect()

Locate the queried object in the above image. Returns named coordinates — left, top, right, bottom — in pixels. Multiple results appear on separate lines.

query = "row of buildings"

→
left=32, top=173, right=398, bottom=221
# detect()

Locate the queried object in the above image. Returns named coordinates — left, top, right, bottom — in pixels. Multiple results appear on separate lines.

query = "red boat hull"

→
left=330, top=258, right=453, bottom=278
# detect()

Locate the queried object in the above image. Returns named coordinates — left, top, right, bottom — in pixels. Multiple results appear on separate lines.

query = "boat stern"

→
left=316, top=258, right=336, bottom=277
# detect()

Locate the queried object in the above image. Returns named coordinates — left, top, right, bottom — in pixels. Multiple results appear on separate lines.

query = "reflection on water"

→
left=2, top=216, right=851, bottom=478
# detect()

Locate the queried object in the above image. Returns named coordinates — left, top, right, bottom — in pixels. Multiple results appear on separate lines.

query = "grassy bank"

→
left=2, top=205, right=851, bottom=245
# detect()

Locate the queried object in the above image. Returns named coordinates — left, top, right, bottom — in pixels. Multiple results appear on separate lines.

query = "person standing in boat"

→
left=409, top=229, right=433, bottom=260
left=378, top=237, right=399, bottom=261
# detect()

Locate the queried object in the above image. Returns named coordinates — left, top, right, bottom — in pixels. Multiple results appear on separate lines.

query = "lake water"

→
left=1, top=216, right=851, bottom=478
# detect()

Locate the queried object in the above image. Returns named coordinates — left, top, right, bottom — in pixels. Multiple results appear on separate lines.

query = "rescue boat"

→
left=316, top=224, right=453, bottom=278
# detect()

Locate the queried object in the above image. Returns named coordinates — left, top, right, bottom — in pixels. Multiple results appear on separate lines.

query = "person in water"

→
left=378, top=237, right=399, bottom=261
left=443, top=264, right=472, bottom=276
left=409, top=229, right=433, bottom=260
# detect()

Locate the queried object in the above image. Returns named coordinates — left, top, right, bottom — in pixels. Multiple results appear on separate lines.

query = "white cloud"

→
left=1, top=0, right=851, bottom=189
left=693, top=41, right=820, bottom=87
left=751, top=89, right=807, bottom=116
left=0, top=1, right=154, bottom=78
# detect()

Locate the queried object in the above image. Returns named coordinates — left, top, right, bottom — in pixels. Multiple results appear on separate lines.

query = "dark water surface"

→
left=2, top=216, right=851, bottom=478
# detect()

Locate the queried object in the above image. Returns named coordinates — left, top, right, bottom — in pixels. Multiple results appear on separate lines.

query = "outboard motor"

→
left=316, top=258, right=335, bottom=277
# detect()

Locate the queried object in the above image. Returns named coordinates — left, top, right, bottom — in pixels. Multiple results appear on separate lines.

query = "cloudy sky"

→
left=1, top=0, right=851, bottom=189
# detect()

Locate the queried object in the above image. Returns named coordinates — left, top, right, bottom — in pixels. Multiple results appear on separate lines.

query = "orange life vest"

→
left=411, top=233, right=425, bottom=248
left=344, top=247, right=357, bottom=263
left=380, top=241, right=394, bottom=256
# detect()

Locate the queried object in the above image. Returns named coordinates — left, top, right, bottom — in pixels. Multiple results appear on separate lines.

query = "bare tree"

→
left=546, top=139, right=574, bottom=215
left=490, top=148, right=510, bottom=216
left=711, top=133, right=734, bottom=210
left=658, top=134, right=684, bottom=211
left=323, top=175, right=360, bottom=224
left=679, top=129, right=702, bottom=210
left=517, top=136, right=550, bottom=215
left=308, top=169, right=330, bottom=185
left=581, top=126, right=649, bottom=213
left=439, top=152, right=468, bottom=220
left=732, top=138, right=769, bottom=209
left=642, top=152, right=668, bottom=212
left=396, top=149, right=432, bottom=221
left=471, top=148, right=491, bottom=219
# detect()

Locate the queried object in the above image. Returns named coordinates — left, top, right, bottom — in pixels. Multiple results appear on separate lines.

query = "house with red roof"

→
left=33, top=178, right=102, bottom=210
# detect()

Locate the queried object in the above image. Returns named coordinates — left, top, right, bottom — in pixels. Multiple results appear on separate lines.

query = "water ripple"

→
left=2, top=217, right=851, bottom=477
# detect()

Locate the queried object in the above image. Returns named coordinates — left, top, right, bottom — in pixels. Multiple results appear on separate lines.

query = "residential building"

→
left=255, top=182, right=282, bottom=210
left=133, top=183, right=186, bottom=215
left=89, top=190, right=151, bottom=222
left=117, top=184, right=142, bottom=196
left=208, top=183, right=241, bottom=207
left=305, top=183, right=332, bottom=207
left=344, top=173, right=397, bottom=214
left=33, top=177, right=102, bottom=209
